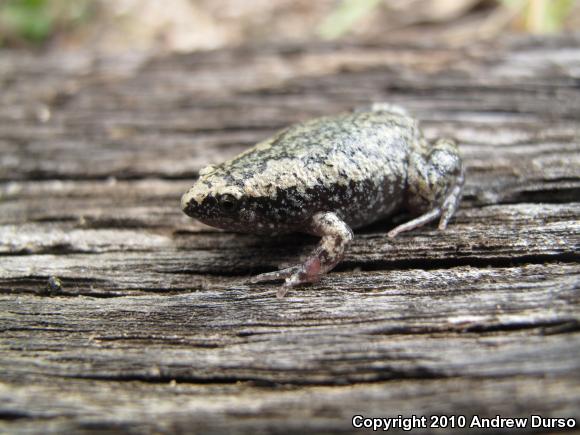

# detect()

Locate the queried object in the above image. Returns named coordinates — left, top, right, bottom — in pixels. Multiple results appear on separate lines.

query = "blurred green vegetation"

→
left=0, top=0, right=577, bottom=49
left=500, top=0, right=576, bottom=33
left=318, top=0, right=578, bottom=39
left=0, top=0, right=92, bottom=46
left=318, top=0, right=382, bottom=40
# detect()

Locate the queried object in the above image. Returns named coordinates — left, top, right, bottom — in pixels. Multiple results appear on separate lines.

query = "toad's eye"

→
left=218, top=194, right=238, bottom=214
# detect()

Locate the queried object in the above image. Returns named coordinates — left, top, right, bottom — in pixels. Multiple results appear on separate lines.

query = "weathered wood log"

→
left=1, top=35, right=579, bottom=434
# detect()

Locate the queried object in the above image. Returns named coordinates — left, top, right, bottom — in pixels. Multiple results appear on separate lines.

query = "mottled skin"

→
left=182, top=104, right=464, bottom=297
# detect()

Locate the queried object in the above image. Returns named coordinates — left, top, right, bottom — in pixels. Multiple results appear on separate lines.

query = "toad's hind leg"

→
left=248, top=212, right=353, bottom=297
left=388, top=138, right=464, bottom=238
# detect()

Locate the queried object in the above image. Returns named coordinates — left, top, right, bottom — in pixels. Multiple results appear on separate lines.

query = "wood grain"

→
left=1, top=35, right=579, bottom=434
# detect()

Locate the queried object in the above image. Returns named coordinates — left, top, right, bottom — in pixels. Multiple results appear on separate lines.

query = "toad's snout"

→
left=181, top=190, right=198, bottom=218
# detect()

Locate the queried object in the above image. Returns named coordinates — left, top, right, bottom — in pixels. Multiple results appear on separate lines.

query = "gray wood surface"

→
left=1, top=35, right=579, bottom=434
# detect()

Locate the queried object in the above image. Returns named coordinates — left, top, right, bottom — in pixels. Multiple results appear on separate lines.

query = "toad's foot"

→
left=387, top=171, right=464, bottom=238
left=389, top=138, right=464, bottom=238
left=387, top=208, right=441, bottom=238
left=248, top=212, right=353, bottom=297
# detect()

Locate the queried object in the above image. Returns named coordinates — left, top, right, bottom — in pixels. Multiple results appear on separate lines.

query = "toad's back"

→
left=206, top=110, right=421, bottom=229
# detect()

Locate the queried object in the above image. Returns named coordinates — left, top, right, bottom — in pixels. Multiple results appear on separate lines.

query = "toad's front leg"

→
left=248, top=212, right=353, bottom=297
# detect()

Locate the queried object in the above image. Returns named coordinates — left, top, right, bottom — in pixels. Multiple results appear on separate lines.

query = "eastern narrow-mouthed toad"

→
left=181, top=104, right=464, bottom=297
